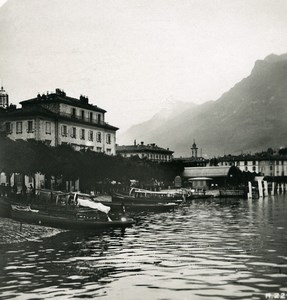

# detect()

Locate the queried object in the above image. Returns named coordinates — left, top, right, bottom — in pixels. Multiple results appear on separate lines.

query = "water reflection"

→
left=0, top=195, right=287, bottom=299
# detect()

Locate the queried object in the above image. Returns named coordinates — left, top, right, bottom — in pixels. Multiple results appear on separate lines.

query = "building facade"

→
left=0, top=88, right=118, bottom=155
left=215, top=155, right=287, bottom=178
left=182, top=166, right=241, bottom=190
left=116, top=141, right=173, bottom=162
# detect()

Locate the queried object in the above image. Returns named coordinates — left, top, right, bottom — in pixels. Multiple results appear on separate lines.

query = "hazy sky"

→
left=1, top=0, right=287, bottom=135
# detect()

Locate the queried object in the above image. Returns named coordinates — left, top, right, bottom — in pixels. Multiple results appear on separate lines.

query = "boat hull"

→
left=102, top=201, right=177, bottom=213
left=11, top=207, right=133, bottom=230
left=112, top=193, right=182, bottom=205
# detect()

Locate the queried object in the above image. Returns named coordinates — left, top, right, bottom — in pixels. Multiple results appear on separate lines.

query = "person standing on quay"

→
left=22, top=185, right=27, bottom=203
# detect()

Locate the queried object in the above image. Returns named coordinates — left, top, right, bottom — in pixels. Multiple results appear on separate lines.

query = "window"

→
left=61, top=125, right=67, bottom=137
left=71, top=127, right=76, bottom=138
left=106, top=133, right=111, bottom=144
left=72, top=108, right=76, bottom=118
left=106, top=149, right=111, bottom=154
left=89, top=112, right=93, bottom=122
left=96, top=147, right=102, bottom=152
left=97, top=114, right=101, bottom=124
left=16, top=122, right=22, bottom=134
left=27, top=121, right=33, bottom=133
left=88, top=130, right=93, bottom=141
left=5, top=122, right=12, bottom=133
left=81, top=110, right=85, bottom=120
left=80, top=129, right=85, bottom=140
left=96, top=132, right=102, bottom=142
left=45, top=122, right=51, bottom=134
left=44, top=140, right=51, bottom=145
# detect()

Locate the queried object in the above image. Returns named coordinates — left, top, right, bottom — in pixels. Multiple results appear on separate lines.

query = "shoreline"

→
left=0, top=217, right=64, bottom=245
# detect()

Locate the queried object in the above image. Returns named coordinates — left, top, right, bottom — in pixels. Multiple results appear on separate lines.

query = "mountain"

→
left=120, top=53, right=287, bottom=157
left=118, top=101, right=196, bottom=145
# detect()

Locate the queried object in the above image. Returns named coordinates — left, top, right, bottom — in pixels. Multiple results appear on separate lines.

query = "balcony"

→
left=59, top=112, right=108, bottom=126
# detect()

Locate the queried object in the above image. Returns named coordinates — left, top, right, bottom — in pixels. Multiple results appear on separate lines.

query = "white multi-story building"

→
left=0, top=88, right=118, bottom=191
left=0, top=88, right=118, bottom=154
left=216, top=155, right=287, bottom=177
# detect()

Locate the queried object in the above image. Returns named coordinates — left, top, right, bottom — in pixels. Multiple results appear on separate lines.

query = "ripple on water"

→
left=0, top=196, right=287, bottom=299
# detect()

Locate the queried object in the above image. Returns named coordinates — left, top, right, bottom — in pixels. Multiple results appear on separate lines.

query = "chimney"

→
left=80, top=95, right=89, bottom=104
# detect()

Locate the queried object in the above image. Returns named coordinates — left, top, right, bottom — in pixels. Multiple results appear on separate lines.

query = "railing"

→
left=59, top=112, right=109, bottom=126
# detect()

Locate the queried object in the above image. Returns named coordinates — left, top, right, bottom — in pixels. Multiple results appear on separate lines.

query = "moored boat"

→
left=70, top=192, right=177, bottom=214
left=10, top=204, right=133, bottom=230
left=10, top=193, right=134, bottom=230
left=112, top=188, right=183, bottom=205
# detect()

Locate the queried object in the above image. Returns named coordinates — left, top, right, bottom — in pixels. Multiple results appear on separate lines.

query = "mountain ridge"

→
left=120, top=53, right=287, bottom=157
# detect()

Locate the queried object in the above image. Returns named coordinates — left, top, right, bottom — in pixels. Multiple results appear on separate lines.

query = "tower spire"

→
left=191, top=139, right=198, bottom=158
left=0, top=83, right=9, bottom=108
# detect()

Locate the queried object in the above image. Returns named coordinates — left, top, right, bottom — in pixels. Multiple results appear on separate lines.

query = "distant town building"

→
left=182, top=166, right=240, bottom=190
left=0, top=88, right=118, bottom=155
left=116, top=141, right=173, bottom=162
left=215, top=154, right=287, bottom=178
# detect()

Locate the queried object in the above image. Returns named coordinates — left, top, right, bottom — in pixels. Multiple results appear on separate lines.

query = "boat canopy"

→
left=72, top=193, right=111, bottom=214
left=77, top=198, right=111, bottom=214
left=130, top=188, right=178, bottom=196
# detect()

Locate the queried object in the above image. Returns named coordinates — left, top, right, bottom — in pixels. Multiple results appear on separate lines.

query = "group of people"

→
left=0, top=183, right=35, bottom=203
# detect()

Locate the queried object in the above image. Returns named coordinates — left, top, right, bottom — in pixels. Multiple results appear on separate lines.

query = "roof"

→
left=182, top=166, right=232, bottom=178
left=0, top=105, right=57, bottom=119
left=217, top=154, right=287, bottom=162
left=116, top=144, right=174, bottom=154
left=20, top=89, right=106, bottom=113
left=0, top=105, right=119, bottom=131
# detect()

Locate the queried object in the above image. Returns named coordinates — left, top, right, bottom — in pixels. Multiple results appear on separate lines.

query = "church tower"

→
left=191, top=139, right=198, bottom=158
left=0, top=85, right=9, bottom=109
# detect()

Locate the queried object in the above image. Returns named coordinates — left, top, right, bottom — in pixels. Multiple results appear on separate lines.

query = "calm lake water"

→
left=0, top=195, right=287, bottom=300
